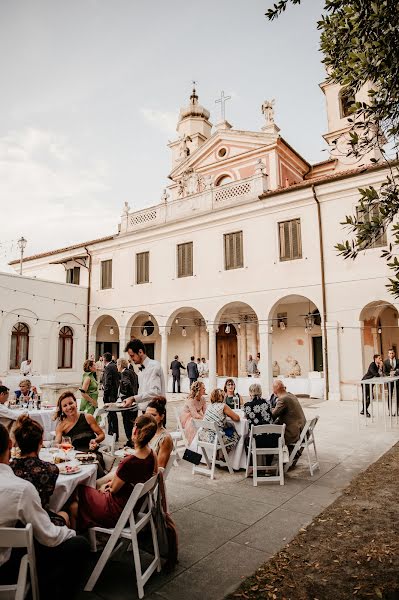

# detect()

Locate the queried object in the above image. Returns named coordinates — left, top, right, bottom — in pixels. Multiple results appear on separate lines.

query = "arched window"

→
left=340, top=90, right=356, bottom=118
left=58, top=326, right=73, bottom=368
left=215, top=174, right=233, bottom=186
left=10, top=323, right=29, bottom=369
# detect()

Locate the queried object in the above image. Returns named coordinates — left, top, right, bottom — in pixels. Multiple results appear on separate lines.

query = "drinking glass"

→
left=61, top=436, right=73, bottom=462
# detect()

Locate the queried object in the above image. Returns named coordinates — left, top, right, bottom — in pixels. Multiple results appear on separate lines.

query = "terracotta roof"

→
left=8, top=235, right=115, bottom=265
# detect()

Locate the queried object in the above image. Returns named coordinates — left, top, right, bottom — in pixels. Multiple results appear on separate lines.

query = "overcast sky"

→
left=0, top=0, right=326, bottom=270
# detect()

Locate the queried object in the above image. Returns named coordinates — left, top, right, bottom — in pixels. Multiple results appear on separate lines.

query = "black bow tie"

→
left=139, top=365, right=145, bottom=371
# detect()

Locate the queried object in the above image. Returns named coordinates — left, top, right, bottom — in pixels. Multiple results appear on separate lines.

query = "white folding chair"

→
left=93, top=407, right=108, bottom=430
left=191, top=419, right=235, bottom=480
left=284, top=416, right=320, bottom=475
left=98, top=432, right=117, bottom=471
left=245, top=424, right=286, bottom=486
left=171, top=407, right=188, bottom=459
left=0, top=524, right=39, bottom=600
left=84, top=473, right=161, bottom=599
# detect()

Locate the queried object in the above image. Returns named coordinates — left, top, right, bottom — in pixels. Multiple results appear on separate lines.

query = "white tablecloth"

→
left=189, top=411, right=249, bottom=470
left=28, top=409, right=56, bottom=440
left=49, top=463, right=97, bottom=512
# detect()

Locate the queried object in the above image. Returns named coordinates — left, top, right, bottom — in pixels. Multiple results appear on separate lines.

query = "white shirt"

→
left=135, top=356, right=165, bottom=410
left=197, top=363, right=204, bottom=376
left=201, top=361, right=209, bottom=376
left=20, top=360, right=32, bottom=376
left=0, top=463, right=75, bottom=566
left=0, top=403, right=20, bottom=421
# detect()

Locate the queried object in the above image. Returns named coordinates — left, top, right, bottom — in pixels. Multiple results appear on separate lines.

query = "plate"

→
left=114, top=448, right=135, bottom=458
left=75, top=452, right=96, bottom=463
left=58, top=464, right=81, bottom=475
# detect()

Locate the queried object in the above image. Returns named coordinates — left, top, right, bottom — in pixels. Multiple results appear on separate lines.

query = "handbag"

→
left=182, top=448, right=202, bottom=465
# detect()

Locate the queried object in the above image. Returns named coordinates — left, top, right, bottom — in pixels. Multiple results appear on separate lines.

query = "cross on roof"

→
left=215, top=90, right=231, bottom=122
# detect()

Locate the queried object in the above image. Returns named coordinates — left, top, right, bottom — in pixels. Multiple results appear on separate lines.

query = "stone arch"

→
left=166, top=306, right=207, bottom=366
left=125, top=311, right=161, bottom=361
left=90, top=314, right=120, bottom=360
left=359, top=300, right=399, bottom=368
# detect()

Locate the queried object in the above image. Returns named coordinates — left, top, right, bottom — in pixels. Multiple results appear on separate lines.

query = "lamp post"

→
left=17, top=237, right=27, bottom=275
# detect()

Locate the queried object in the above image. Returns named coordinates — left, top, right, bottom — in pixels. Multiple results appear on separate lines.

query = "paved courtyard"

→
left=76, top=397, right=399, bottom=600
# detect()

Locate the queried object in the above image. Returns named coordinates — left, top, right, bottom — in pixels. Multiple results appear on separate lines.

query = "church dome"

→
left=178, top=87, right=210, bottom=122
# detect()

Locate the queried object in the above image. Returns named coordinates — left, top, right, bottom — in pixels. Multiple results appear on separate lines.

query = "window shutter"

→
left=356, top=204, right=387, bottom=249
left=177, top=243, right=193, bottom=277
left=224, top=232, right=243, bottom=270
left=279, top=219, right=301, bottom=261
left=292, top=219, right=301, bottom=259
left=101, top=260, right=112, bottom=289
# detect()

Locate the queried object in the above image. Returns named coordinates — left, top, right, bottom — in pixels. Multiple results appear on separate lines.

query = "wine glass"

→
left=61, top=436, right=73, bottom=462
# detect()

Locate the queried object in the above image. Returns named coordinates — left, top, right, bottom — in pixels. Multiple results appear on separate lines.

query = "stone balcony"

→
left=119, top=170, right=268, bottom=234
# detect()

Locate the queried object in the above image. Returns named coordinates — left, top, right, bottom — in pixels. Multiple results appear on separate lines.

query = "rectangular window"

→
left=356, top=204, right=387, bottom=249
left=177, top=242, right=193, bottom=278
left=101, top=259, right=112, bottom=289
left=224, top=231, right=244, bottom=270
left=136, top=251, right=149, bottom=284
left=279, top=219, right=302, bottom=261
left=66, top=266, right=80, bottom=285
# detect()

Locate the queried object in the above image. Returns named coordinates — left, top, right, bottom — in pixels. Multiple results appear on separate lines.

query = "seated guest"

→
left=0, top=424, right=89, bottom=600
left=272, top=380, right=306, bottom=467
left=10, top=414, right=68, bottom=526
left=54, top=391, right=105, bottom=475
left=117, top=357, right=139, bottom=443
left=0, top=386, right=19, bottom=431
left=361, top=354, right=383, bottom=417
left=243, top=383, right=277, bottom=463
left=224, top=378, right=242, bottom=409
left=71, top=415, right=157, bottom=531
left=146, top=396, right=173, bottom=468
left=180, top=381, right=207, bottom=444
left=80, top=359, right=99, bottom=415
left=198, top=388, right=240, bottom=450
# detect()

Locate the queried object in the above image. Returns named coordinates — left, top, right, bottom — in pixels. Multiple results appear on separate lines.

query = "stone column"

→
left=194, top=321, right=201, bottom=358
left=259, top=324, right=273, bottom=395
left=207, top=325, right=217, bottom=390
left=240, top=323, right=247, bottom=375
left=160, top=327, right=170, bottom=388
left=326, top=321, right=341, bottom=401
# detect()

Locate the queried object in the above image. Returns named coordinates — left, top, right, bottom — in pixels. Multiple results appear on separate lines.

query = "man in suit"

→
left=272, top=380, right=306, bottom=468
left=187, top=356, right=199, bottom=388
left=361, top=354, right=383, bottom=417
left=170, top=355, right=184, bottom=393
left=117, top=358, right=138, bottom=443
left=103, top=352, right=120, bottom=440
left=383, top=348, right=399, bottom=415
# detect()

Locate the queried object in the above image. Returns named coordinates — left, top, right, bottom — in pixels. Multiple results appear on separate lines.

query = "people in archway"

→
left=103, top=352, right=120, bottom=440
left=383, top=349, right=399, bottom=415
left=80, top=359, right=98, bottom=415
left=180, top=381, right=207, bottom=444
left=122, top=339, right=165, bottom=412
left=361, top=354, right=383, bottom=417
left=224, top=379, right=242, bottom=409
left=246, top=355, right=257, bottom=377
left=187, top=356, right=199, bottom=387
left=201, top=357, right=209, bottom=377
left=170, top=355, right=185, bottom=393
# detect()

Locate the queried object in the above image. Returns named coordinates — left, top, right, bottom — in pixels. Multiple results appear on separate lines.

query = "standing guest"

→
left=170, top=355, right=185, bottom=393
left=383, top=348, right=399, bottom=415
left=122, top=339, right=165, bottom=412
left=0, top=424, right=89, bottom=600
left=197, top=358, right=204, bottom=378
left=361, top=354, right=383, bottom=417
left=20, top=358, right=32, bottom=376
left=146, top=397, right=173, bottom=468
left=80, top=359, right=98, bottom=415
left=117, top=358, right=138, bottom=442
left=10, top=414, right=68, bottom=526
left=95, top=356, right=104, bottom=386
left=246, top=355, right=257, bottom=377
left=187, top=356, right=199, bottom=387
left=272, top=380, right=306, bottom=467
left=243, top=383, right=277, bottom=463
left=199, top=388, right=240, bottom=449
left=103, top=352, right=120, bottom=440
left=71, top=415, right=157, bottom=531
left=180, top=381, right=207, bottom=444
left=201, top=357, right=209, bottom=377
left=224, top=379, right=242, bottom=409
left=54, top=392, right=105, bottom=476
left=0, top=386, right=19, bottom=431
left=256, top=352, right=261, bottom=375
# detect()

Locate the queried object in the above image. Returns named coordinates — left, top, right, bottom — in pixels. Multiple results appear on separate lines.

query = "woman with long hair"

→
left=146, top=396, right=173, bottom=468
left=223, top=379, right=242, bottom=409
left=80, top=359, right=98, bottom=415
left=198, top=388, right=240, bottom=450
left=179, top=380, right=207, bottom=444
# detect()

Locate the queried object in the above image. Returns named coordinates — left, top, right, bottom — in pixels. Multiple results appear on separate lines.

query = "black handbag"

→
left=182, top=448, right=202, bottom=465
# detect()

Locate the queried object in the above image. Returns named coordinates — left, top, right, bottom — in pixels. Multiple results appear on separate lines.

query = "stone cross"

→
left=215, top=90, right=231, bottom=122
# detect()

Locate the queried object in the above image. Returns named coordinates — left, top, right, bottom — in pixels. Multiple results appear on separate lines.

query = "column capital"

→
left=206, top=324, right=218, bottom=335
left=160, top=326, right=171, bottom=336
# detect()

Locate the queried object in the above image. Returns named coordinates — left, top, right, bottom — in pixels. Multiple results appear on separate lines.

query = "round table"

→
left=46, top=461, right=97, bottom=512
left=10, top=407, right=56, bottom=440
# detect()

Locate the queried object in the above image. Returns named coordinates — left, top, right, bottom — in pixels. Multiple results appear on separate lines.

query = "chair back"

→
left=100, top=433, right=116, bottom=455
left=307, top=416, right=319, bottom=439
left=192, top=419, right=219, bottom=433
left=0, top=524, right=39, bottom=600
left=162, top=452, right=176, bottom=480
left=250, top=423, right=286, bottom=449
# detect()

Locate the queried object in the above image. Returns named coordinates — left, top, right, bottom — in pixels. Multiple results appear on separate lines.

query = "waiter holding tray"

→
left=121, top=339, right=165, bottom=412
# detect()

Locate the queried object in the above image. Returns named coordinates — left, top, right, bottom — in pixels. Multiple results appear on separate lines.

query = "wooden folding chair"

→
left=0, top=524, right=39, bottom=600
left=84, top=473, right=161, bottom=599
left=284, top=416, right=320, bottom=475
left=245, top=424, right=286, bottom=486
left=191, top=419, right=235, bottom=480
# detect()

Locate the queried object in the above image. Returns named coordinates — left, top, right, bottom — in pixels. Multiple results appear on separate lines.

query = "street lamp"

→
left=17, top=237, right=27, bottom=275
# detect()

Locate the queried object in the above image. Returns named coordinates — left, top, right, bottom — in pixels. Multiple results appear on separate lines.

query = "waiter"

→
left=122, top=339, right=165, bottom=412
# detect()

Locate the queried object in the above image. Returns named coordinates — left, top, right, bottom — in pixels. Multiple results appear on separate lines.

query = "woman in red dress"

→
left=70, top=414, right=157, bottom=531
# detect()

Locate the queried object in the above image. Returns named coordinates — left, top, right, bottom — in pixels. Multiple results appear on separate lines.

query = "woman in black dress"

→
left=10, top=414, right=68, bottom=526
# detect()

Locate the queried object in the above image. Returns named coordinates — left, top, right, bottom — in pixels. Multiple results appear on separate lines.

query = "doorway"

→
left=216, top=325, right=238, bottom=377
left=95, top=342, right=120, bottom=360
left=312, top=336, right=323, bottom=372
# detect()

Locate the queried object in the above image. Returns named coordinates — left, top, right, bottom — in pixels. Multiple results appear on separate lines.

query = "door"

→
left=216, top=325, right=238, bottom=377
left=96, top=342, right=120, bottom=360
left=312, top=336, right=323, bottom=372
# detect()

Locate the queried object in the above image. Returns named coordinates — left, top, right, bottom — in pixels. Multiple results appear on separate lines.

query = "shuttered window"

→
left=101, top=259, right=112, bottom=289
left=66, top=266, right=80, bottom=285
left=279, top=219, right=302, bottom=261
left=136, top=252, right=149, bottom=284
left=356, top=204, right=387, bottom=249
left=224, top=231, right=244, bottom=270
left=177, top=242, right=193, bottom=278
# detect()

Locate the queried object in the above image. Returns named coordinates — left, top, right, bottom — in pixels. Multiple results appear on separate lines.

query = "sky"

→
left=0, top=0, right=326, bottom=270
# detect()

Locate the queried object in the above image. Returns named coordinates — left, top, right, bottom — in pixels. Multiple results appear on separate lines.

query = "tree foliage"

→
left=266, top=0, right=399, bottom=296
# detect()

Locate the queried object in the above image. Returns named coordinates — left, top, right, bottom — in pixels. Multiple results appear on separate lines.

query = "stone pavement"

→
left=75, top=397, right=399, bottom=600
